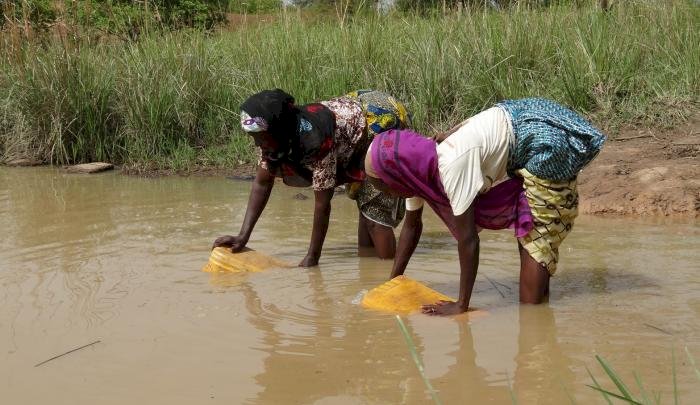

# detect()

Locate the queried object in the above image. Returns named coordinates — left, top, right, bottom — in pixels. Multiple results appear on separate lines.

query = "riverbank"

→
left=6, top=115, right=698, bottom=217
left=578, top=114, right=699, bottom=216
left=1, top=2, right=698, bottom=216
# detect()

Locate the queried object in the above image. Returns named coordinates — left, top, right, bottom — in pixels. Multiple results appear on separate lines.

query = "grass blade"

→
left=596, top=355, right=636, bottom=401
left=672, top=348, right=679, bottom=405
left=395, top=315, right=442, bottom=405
left=633, top=371, right=654, bottom=405
left=558, top=378, right=577, bottom=405
left=505, top=370, right=518, bottom=405
left=586, top=365, right=614, bottom=405
left=586, top=385, right=643, bottom=405
left=686, top=346, right=700, bottom=382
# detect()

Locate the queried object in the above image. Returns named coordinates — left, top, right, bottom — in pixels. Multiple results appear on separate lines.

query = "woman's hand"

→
left=421, top=300, right=467, bottom=316
left=212, top=235, right=248, bottom=253
left=298, top=254, right=319, bottom=268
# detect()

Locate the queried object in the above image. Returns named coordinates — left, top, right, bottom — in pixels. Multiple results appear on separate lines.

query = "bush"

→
left=0, top=0, right=56, bottom=29
left=228, top=0, right=281, bottom=13
left=0, top=0, right=227, bottom=35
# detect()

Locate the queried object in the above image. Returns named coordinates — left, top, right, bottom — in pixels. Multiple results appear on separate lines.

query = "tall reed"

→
left=1, top=1, right=697, bottom=169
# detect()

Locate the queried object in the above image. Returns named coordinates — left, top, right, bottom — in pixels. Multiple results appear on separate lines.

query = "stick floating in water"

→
left=643, top=323, right=673, bottom=335
left=34, top=340, right=101, bottom=367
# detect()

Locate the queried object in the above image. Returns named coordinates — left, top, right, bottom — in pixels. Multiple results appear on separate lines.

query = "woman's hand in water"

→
left=298, top=254, right=319, bottom=268
left=421, top=301, right=467, bottom=316
left=212, top=235, right=248, bottom=253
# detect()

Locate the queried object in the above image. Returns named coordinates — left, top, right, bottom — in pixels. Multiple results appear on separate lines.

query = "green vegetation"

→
left=588, top=348, right=700, bottom=404
left=0, top=1, right=228, bottom=33
left=1, top=1, right=698, bottom=171
left=228, top=0, right=281, bottom=14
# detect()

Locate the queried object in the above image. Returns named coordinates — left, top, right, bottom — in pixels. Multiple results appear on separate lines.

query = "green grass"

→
left=588, top=348, right=700, bottom=404
left=1, top=0, right=698, bottom=170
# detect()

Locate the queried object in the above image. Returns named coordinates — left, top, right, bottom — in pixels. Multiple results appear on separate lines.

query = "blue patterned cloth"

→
left=498, top=98, right=606, bottom=182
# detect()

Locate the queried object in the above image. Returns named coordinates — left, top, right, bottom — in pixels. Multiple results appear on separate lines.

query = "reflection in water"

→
left=513, top=306, right=574, bottom=404
left=423, top=318, right=513, bottom=403
left=409, top=305, right=575, bottom=404
left=241, top=265, right=575, bottom=404
left=1, top=167, right=699, bottom=404
left=243, top=269, right=424, bottom=404
left=2, top=169, right=124, bottom=344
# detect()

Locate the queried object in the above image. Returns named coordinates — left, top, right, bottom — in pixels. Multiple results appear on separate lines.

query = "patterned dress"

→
left=257, top=96, right=366, bottom=191
left=499, top=98, right=606, bottom=182
left=497, top=98, right=606, bottom=274
left=257, top=90, right=412, bottom=228
left=347, top=90, right=412, bottom=228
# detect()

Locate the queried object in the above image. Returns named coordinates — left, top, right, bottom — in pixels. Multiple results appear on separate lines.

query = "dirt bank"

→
left=578, top=114, right=699, bottom=216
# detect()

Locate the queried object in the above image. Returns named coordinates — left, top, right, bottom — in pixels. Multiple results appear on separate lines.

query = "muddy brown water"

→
left=1, top=167, right=698, bottom=404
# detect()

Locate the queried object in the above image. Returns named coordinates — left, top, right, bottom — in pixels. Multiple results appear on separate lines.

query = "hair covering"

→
left=240, top=89, right=297, bottom=137
left=370, top=129, right=533, bottom=238
left=240, top=89, right=338, bottom=186
left=240, top=111, right=268, bottom=133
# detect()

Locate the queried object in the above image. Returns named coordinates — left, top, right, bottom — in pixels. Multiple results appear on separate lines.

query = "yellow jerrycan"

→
left=362, top=275, right=455, bottom=314
left=202, top=247, right=291, bottom=273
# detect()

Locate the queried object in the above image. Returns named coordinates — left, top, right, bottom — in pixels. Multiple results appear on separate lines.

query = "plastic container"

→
left=202, top=247, right=290, bottom=273
left=361, top=275, right=455, bottom=314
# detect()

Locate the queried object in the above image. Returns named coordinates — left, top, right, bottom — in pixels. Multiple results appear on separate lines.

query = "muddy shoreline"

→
left=4, top=119, right=698, bottom=217
left=577, top=115, right=699, bottom=216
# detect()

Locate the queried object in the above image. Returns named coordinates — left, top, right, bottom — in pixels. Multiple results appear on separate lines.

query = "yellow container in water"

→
left=361, top=275, right=455, bottom=314
left=202, top=247, right=291, bottom=273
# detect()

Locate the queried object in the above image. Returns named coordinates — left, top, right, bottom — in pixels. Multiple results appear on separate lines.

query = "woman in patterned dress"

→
left=364, top=98, right=606, bottom=315
left=213, top=89, right=411, bottom=267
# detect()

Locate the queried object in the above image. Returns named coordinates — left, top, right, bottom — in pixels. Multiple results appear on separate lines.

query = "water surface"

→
left=1, top=167, right=698, bottom=404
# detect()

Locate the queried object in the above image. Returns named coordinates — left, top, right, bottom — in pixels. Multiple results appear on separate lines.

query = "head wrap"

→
left=240, top=89, right=297, bottom=138
left=239, top=89, right=338, bottom=186
left=240, top=111, right=268, bottom=133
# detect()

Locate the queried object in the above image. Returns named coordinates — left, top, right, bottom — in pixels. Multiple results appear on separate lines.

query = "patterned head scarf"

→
left=240, top=111, right=268, bottom=133
left=240, top=89, right=297, bottom=138
left=239, top=89, right=298, bottom=165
